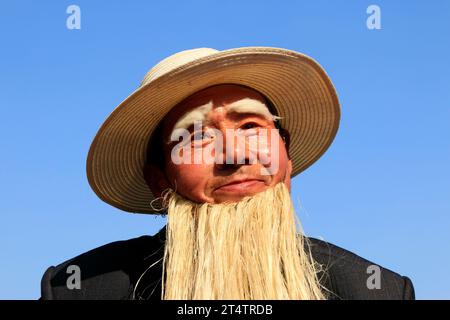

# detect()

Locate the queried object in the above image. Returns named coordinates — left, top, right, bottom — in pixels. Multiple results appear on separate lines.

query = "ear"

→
left=143, top=164, right=171, bottom=198
left=279, top=127, right=291, bottom=158
left=287, top=158, right=293, bottom=176
left=284, top=159, right=293, bottom=191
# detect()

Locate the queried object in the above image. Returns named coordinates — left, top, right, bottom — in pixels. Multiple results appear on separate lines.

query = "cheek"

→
left=271, top=136, right=290, bottom=183
left=165, top=162, right=212, bottom=201
left=246, top=131, right=290, bottom=185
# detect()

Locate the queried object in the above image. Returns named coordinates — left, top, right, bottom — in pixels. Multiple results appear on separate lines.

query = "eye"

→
left=190, top=129, right=215, bottom=145
left=240, top=122, right=260, bottom=130
left=191, top=131, right=204, bottom=141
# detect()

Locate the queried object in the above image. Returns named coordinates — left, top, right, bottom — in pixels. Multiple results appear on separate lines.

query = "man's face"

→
left=149, top=84, right=292, bottom=204
left=145, top=85, right=324, bottom=300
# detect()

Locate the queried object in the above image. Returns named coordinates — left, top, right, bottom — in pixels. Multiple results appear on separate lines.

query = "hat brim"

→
left=86, top=47, right=340, bottom=214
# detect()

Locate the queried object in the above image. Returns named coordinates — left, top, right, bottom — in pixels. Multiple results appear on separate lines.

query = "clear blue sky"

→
left=1, top=1, right=449, bottom=299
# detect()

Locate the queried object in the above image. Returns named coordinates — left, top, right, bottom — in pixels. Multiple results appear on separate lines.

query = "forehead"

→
left=161, top=84, right=269, bottom=134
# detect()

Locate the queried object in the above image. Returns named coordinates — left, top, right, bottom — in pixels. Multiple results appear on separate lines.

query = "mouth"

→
left=214, top=177, right=266, bottom=193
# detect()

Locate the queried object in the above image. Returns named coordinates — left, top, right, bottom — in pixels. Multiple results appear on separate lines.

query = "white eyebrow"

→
left=226, top=98, right=280, bottom=121
left=172, top=100, right=213, bottom=132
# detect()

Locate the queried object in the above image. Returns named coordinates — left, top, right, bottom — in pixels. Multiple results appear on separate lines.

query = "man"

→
left=40, top=47, right=415, bottom=300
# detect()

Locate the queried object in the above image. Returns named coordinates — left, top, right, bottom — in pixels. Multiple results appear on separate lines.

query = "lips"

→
left=214, top=177, right=266, bottom=193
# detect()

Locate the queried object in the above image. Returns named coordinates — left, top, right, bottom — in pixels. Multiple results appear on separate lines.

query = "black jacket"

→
left=40, top=226, right=415, bottom=300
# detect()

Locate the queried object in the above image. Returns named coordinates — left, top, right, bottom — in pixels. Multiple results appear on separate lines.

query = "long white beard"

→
left=161, top=182, right=325, bottom=300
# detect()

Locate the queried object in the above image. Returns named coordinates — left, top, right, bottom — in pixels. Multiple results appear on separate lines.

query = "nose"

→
left=214, top=128, right=253, bottom=171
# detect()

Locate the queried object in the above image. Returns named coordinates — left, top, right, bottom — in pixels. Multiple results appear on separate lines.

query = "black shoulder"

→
left=307, top=237, right=415, bottom=300
left=40, top=229, right=165, bottom=300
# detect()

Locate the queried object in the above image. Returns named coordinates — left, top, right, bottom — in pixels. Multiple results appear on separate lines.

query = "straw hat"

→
left=86, top=47, right=340, bottom=214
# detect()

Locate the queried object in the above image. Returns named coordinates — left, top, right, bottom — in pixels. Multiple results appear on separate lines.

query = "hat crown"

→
left=140, top=48, right=219, bottom=86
